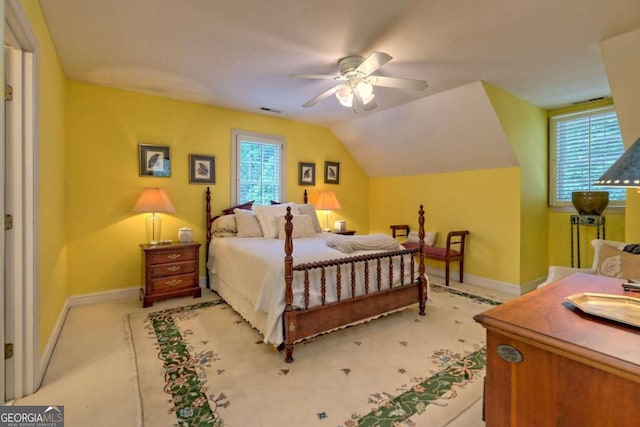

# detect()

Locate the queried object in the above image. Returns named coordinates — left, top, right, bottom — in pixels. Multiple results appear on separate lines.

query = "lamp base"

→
left=145, top=213, right=162, bottom=244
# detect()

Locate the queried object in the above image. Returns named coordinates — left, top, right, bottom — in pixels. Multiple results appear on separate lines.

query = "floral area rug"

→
left=129, top=285, right=501, bottom=426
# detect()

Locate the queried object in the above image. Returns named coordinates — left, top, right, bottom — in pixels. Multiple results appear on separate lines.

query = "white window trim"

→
left=231, top=129, right=286, bottom=205
left=549, top=105, right=625, bottom=209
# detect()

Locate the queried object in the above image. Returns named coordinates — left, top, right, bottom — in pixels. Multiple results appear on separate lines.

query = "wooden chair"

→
left=392, top=226, right=470, bottom=287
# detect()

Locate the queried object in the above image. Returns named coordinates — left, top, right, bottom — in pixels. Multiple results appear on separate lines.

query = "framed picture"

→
left=139, top=144, right=171, bottom=177
left=189, top=154, right=216, bottom=184
left=324, top=161, right=340, bottom=184
left=298, top=162, right=315, bottom=186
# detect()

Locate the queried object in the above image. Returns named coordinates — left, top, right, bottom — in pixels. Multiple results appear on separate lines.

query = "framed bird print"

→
left=298, top=162, right=315, bottom=186
left=139, top=144, right=171, bottom=177
left=324, top=161, right=340, bottom=184
left=189, top=154, right=216, bottom=184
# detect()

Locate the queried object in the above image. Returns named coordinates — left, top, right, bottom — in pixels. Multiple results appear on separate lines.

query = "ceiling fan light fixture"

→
left=355, top=80, right=375, bottom=105
left=335, top=84, right=354, bottom=107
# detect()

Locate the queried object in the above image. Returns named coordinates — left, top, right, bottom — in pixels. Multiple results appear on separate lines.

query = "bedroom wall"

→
left=369, top=167, right=521, bottom=287
left=483, top=83, right=549, bottom=285
left=64, top=82, right=369, bottom=295
left=602, top=27, right=640, bottom=242
left=20, top=0, right=70, bottom=353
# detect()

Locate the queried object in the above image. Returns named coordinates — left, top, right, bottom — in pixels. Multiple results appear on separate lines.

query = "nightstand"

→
left=140, top=242, right=202, bottom=307
left=332, top=230, right=355, bottom=235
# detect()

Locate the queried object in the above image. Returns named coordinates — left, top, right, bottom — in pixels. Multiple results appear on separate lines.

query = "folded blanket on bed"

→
left=325, top=233, right=400, bottom=253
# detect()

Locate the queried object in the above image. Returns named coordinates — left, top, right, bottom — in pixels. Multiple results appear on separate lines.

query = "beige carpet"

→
left=129, top=285, right=501, bottom=426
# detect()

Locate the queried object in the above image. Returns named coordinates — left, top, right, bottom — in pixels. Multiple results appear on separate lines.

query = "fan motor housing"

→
left=338, top=56, right=364, bottom=76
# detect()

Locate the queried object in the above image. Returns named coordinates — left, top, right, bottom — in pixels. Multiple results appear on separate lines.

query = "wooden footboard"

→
left=282, top=205, right=427, bottom=362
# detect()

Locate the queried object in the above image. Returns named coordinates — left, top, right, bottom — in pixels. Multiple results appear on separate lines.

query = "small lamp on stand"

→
left=314, top=191, right=341, bottom=232
left=132, top=187, right=176, bottom=244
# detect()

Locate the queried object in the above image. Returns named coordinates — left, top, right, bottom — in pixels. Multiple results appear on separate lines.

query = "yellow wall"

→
left=370, top=167, right=521, bottom=285
left=484, top=83, right=549, bottom=284
left=21, top=0, right=70, bottom=352
left=64, top=82, right=369, bottom=295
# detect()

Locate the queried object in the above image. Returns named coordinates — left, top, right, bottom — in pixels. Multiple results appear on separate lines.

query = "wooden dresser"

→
left=475, top=273, right=640, bottom=426
left=140, top=242, right=201, bottom=307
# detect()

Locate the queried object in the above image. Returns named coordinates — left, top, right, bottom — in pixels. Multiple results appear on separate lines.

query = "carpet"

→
left=129, top=284, right=501, bottom=426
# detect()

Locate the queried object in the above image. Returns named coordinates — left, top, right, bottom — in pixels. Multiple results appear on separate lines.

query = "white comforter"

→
left=208, top=234, right=417, bottom=344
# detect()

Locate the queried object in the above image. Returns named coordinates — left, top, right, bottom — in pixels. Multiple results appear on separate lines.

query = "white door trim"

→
left=3, top=0, right=39, bottom=400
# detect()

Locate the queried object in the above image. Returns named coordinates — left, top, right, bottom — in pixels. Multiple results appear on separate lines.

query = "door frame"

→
left=3, top=0, right=39, bottom=401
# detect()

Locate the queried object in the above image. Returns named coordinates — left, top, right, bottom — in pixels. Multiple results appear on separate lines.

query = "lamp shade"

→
left=132, top=187, right=176, bottom=213
left=595, top=137, right=640, bottom=188
left=315, top=191, right=341, bottom=210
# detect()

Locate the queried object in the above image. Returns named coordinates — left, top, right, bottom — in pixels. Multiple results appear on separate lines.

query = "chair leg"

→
left=445, top=260, right=450, bottom=286
left=459, top=260, right=464, bottom=283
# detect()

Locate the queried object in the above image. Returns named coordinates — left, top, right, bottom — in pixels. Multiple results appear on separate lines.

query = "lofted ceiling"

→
left=39, top=0, right=640, bottom=176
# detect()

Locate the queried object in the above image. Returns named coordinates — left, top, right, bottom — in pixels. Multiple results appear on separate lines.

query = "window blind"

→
left=550, top=107, right=625, bottom=206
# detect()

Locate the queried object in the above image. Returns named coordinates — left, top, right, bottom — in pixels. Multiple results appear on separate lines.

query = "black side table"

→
left=570, top=215, right=605, bottom=267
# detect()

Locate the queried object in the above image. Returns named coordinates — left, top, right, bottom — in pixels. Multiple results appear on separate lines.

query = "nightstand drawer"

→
left=150, top=260, right=196, bottom=278
left=150, top=273, right=195, bottom=293
left=150, top=248, right=197, bottom=265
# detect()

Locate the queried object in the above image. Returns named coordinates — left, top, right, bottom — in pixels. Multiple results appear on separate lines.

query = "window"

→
left=231, top=130, right=285, bottom=205
left=550, top=106, right=625, bottom=207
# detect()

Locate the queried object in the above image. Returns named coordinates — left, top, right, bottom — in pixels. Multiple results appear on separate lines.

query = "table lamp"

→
left=595, top=137, right=640, bottom=189
left=132, top=187, right=176, bottom=244
left=314, top=191, right=341, bottom=231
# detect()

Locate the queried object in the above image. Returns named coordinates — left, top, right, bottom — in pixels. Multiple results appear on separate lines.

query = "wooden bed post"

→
left=418, top=205, right=427, bottom=315
left=205, top=187, right=212, bottom=289
left=283, top=206, right=295, bottom=362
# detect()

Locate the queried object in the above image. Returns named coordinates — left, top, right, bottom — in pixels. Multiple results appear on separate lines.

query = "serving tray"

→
left=565, top=292, right=640, bottom=328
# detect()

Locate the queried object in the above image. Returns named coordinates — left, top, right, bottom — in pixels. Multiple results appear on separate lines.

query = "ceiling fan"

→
left=291, top=51, right=428, bottom=111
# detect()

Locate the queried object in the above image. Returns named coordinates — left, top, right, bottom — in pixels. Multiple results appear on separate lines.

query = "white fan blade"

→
left=356, top=51, right=392, bottom=77
left=368, top=75, right=428, bottom=91
left=290, top=73, right=346, bottom=81
left=302, top=85, right=338, bottom=108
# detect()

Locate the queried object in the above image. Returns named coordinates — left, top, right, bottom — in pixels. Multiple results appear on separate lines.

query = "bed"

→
left=205, top=188, right=428, bottom=362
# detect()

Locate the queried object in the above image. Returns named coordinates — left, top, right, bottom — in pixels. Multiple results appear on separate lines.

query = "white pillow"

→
left=253, top=203, right=299, bottom=239
left=406, top=231, right=437, bottom=246
left=234, top=208, right=263, bottom=237
left=296, top=203, right=323, bottom=233
left=277, top=214, right=317, bottom=239
left=212, top=214, right=237, bottom=233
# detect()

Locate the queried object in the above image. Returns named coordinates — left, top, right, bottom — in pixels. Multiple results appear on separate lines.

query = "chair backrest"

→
left=390, top=224, right=410, bottom=239
left=446, top=230, right=469, bottom=256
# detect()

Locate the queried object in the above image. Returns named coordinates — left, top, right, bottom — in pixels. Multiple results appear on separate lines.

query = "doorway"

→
left=3, top=0, right=39, bottom=402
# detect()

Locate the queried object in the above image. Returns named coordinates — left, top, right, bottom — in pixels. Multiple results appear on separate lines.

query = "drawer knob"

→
left=167, top=253, right=181, bottom=260
left=497, top=344, right=523, bottom=364
left=166, top=279, right=183, bottom=287
left=167, top=266, right=181, bottom=272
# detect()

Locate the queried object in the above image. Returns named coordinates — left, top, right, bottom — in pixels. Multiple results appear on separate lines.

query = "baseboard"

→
left=39, top=298, right=70, bottom=384
left=426, top=267, right=523, bottom=296
left=39, top=280, right=209, bottom=380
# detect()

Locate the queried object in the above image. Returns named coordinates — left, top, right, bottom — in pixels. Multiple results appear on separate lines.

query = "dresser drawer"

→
left=150, top=248, right=197, bottom=265
left=150, top=260, right=196, bottom=278
left=150, top=273, right=195, bottom=293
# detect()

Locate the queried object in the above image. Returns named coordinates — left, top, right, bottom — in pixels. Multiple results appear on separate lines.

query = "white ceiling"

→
left=38, top=0, right=640, bottom=176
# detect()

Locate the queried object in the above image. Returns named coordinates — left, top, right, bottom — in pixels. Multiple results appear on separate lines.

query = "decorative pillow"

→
left=596, top=244, right=640, bottom=280
left=296, top=203, right=323, bottom=233
left=234, top=208, right=263, bottom=237
left=406, top=231, right=437, bottom=246
left=277, top=214, right=317, bottom=239
left=222, top=201, right=253, bottom=215
left=212, top=230, right=237, bottom=238
left=253, top=203, right=299, bottom=239
left=211, top=214, right=237, bottom=233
